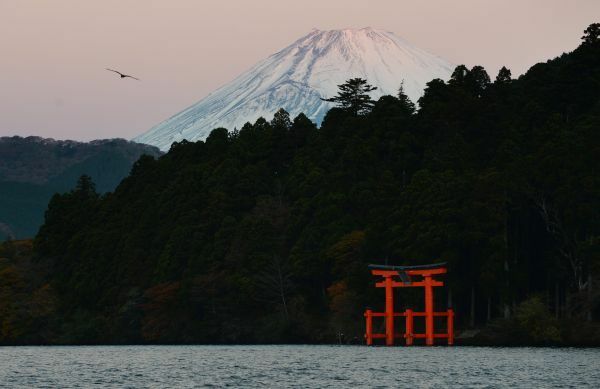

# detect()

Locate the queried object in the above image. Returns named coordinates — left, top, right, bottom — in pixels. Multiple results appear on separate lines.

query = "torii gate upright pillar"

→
left=385, top=274, right=394, bottom=346
left=424, top=273, right=434, bottom=346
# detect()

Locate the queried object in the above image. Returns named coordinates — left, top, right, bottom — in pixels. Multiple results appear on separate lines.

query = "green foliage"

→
left=2, top=25, right=597, bottom=345
left=322, top=78, right=378, bottom=116
left=473, top=296, right=565, bottom=346
left=514, top=296, right=562, bottom=344
left=271, top=108, right=292, bottom=131
left=0, top=137, right=161, bottom=239
left=0, top=240, right=58, bottom=345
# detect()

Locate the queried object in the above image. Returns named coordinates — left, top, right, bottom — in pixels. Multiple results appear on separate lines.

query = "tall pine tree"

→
left=322, top=78, right=378, bottom=116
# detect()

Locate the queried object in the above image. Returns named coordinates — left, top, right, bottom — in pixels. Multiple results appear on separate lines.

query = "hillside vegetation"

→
left=1, top=26, right=598, bottom=345
left=0, top=137, right=161, bottom=239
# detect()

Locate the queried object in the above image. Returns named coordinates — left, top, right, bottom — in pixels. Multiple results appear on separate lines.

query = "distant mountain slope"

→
left=134, top=27, right=454, bottom=150
left=0, top=137, right=162, bottom=239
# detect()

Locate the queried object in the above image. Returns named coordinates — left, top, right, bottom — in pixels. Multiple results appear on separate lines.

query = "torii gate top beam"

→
left=368, top=262, right=447, bottom=271
left=369, top=263, right=447, bottom=285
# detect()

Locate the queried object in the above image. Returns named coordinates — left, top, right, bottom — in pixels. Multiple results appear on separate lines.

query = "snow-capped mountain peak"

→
left=135, top=28, right=454, bottom=151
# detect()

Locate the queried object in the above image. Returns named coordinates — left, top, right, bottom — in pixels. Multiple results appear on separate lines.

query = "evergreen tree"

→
left=469, top=65, right=491, bottom=94
left=582, top=23, right=600, bottom=45
left=495, top=66, right=512, bottom=84
left=449, top=65, right=470, bottom=86
left=449, top=65, right=490, bottom=96
left=271, top=108, right=292, bottom=131
left=322, top=78, right=378, bottom=116
left=397, top=81, right=416, bottom=115
left=74, top=174, right=97, bottom=199
left=291, top=113, right=315, bottom=130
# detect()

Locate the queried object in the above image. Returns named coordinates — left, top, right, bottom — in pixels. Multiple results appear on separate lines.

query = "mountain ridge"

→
left=0, top=136, right=162, bottom=239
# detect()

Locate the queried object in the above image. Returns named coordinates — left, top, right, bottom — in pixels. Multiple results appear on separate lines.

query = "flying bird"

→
left=106, top=68, right=139, bottom=80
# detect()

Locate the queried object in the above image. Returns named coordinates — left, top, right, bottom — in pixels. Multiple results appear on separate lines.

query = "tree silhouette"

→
left=582, top=23, right=600, bottom=45
left=271, top=108, right=292, bottom=131
left=495, top=66, right=512, bottom=84
left=322, top=78, right=378, bottom=116
left=397, top=81, right=416, bottom=115
left=74, top=175, right=97, bottom=198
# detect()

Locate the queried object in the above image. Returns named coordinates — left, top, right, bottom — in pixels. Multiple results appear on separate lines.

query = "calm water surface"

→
left=0, top=345, right=599, bottom=388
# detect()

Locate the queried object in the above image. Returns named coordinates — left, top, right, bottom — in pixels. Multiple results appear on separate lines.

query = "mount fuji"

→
left=135, top=28, right=454, bottom=151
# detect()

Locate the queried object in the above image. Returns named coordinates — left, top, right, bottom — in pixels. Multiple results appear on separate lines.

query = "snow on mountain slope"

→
left=135, top=28, right=454, bottom=151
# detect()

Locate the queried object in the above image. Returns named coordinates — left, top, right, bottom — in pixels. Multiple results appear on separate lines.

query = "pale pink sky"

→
left=1, top=0, right=597, bottom=141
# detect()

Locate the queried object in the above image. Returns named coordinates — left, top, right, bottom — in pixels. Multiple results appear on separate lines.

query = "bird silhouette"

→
left=106, top=68, right=139, bottom=80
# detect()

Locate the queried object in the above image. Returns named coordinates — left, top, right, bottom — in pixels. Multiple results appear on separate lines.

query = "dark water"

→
left=0, top=345, right=599, bottom=388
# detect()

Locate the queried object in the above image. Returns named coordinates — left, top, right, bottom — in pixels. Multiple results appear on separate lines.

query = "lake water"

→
left=0, top=345, right=599, bottom=388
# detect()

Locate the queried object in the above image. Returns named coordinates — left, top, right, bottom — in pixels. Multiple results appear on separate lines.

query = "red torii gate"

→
left=364, top=263, right=454, bottom=346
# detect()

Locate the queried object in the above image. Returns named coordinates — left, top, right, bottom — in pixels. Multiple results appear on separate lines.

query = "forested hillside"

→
left=1, top=26, right=598, bottom=345
left=0, top=137, right=161, bottom=239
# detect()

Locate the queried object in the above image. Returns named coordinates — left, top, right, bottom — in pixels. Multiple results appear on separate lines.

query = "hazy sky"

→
left=1, top=0, right=597, bottom=141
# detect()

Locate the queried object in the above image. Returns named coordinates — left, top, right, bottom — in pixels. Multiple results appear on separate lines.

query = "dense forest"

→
left=1, top=25, right=598, bottom=346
